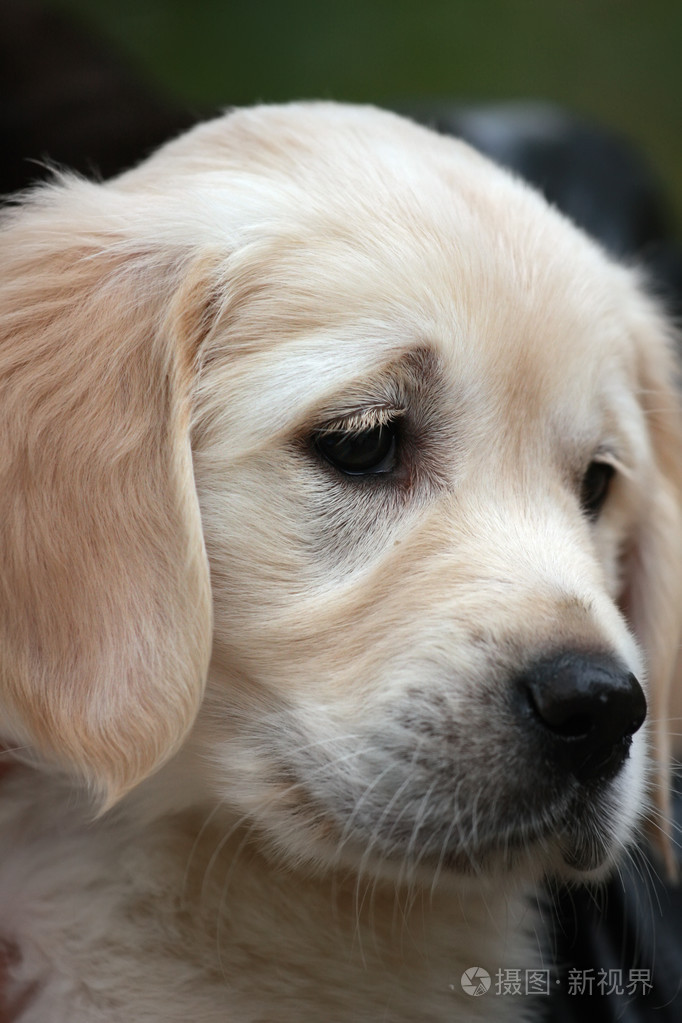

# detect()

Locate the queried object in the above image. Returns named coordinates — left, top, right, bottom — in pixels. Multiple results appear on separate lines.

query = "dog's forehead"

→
left=183, top=105, right=641, bottom=447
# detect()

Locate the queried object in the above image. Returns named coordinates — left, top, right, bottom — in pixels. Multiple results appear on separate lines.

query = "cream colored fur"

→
left=1, top=103, right=681, bottom=1022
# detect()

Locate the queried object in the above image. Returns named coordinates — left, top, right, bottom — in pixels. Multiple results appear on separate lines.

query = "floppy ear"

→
left=621, top=301, right=682, bottom=874
left=0, top=183, right=213, bottom=808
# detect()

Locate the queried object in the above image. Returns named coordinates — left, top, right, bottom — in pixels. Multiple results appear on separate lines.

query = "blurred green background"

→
left=48, top=0, right=682, bottom=225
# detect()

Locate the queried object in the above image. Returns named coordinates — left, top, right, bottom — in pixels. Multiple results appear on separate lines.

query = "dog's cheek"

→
left=196, top=456, right=312, bottom=612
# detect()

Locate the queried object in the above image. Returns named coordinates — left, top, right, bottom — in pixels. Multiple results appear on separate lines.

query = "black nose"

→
left=519, top=652, right=646, bottom=782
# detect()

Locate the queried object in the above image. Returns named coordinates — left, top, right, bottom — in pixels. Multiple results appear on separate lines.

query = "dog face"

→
left=1, top=104, right=681, bottom=886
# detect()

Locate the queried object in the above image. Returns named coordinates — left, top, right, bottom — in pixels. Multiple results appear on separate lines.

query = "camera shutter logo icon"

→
left=461, top=966, right=491, bottom=996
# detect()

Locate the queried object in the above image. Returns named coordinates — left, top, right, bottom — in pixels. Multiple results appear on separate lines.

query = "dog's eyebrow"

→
left=302, top=346, right=439, bottom=434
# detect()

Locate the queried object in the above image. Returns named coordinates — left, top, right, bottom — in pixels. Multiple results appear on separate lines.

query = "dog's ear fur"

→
left=622, top=298, right=682, bottom=873
left=0, top=181, right=213, bottom=808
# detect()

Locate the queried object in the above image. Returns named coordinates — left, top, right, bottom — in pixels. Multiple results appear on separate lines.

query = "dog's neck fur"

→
left=1, top=764, right=538, bottom=1022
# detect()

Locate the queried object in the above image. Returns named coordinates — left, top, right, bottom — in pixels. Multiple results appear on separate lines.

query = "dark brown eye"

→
left=315, top=423, right=397, bottom=476
left=580, top=460, right=615, bottom=519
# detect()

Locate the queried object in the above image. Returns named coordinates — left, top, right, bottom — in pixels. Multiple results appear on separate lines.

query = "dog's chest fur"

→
left=1, top=771, right=537, bottom=1022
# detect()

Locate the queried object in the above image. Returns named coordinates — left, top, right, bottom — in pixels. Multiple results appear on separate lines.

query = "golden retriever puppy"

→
left=0, top=103, right=681, bottom=1022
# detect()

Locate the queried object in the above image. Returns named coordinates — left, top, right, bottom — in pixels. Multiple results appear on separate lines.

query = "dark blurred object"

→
left=413, top=102, right=682, bottom=319
left=426, top=102, right=669, bottom=255
left=0, top=0, right=196, bottom=195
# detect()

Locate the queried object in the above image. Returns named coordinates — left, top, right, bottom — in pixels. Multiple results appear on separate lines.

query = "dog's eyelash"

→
left=316, top=404, right=405, bottom=437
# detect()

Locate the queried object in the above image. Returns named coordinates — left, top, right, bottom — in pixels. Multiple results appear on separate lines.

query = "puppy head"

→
left=180, top=105, right=682, bottom=882
left=1, top=104, right=680, bottom=884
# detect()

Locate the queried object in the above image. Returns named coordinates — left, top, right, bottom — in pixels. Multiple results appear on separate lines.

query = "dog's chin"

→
left=252, top=790, right=626, bottom=892
left=553, top=811, right=624, bottom=880
left=470, top=787, right=636, bottom=883
left=557, top=840, right=612, bottom=878
left=426, top=819, right=619, bottom=886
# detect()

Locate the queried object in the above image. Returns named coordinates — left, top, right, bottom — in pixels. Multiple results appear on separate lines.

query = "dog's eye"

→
left=315, top=423, right=397, bottom=476
left=580, top=460, right=615, bottom=519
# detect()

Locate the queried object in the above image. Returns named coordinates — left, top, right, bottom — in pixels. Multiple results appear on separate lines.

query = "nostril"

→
left=519, top=652, right=646, bottom=781
left=533, top=704, right=594, bottom=740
